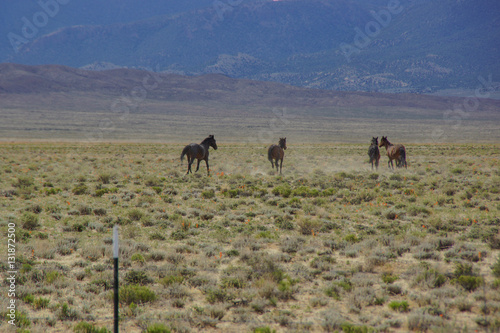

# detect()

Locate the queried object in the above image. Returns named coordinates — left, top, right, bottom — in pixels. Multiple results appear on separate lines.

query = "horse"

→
left=268, top=137, right=287, bottom=174
left=180, top=135, right=218, bottom=175
left=379, top=136, right=407, bottom=169
left=368, top=137, right=380, bottom=170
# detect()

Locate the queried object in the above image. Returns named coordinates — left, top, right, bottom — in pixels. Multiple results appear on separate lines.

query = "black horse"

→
left=180, top=135, right=218, bottom=175
left=368, top=137, right=380, bottom=170
left=268, top=137, right=287, bottom=174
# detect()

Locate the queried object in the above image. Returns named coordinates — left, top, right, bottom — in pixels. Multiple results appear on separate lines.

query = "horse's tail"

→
left=399, top=146, right=407, bottom=167
left=180, top=146, right=190, bottom=162
left=268, top=146, right=273, bottom=162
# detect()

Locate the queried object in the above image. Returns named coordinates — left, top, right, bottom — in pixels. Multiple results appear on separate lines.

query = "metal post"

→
left=113, top=225, right=119, bottom=333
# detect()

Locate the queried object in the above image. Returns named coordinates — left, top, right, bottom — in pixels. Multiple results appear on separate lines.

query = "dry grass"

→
left=0, top=142, right=499, bottom=332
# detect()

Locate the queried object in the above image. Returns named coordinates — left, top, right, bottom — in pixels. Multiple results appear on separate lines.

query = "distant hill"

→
left=1, top=63, right=499, bottom=142
left=2, top=0, right=499, bottom=94
left=2, top=63, right=499, bottom=115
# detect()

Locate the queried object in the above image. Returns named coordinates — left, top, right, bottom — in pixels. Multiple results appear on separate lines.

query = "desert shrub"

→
left=4, top=311, right=31, bottom=328
left=78, top=205, right=92, bottom=215
left=413, top=241, right=441, bottom=261
left=164, top=283, right=189, bottom=299
left=407, top=313, right=442, bottom=331
left=274, top=216, right=294, bottom=230
left=444, top=187, right=456, bottom=196
left=325, top=285, right=341, bottom=300
left=93, top=208, right=107, bottom=216
left=145, top=323, right=171, bottom=333
left=454, top=262, right=474, bottom=277
left=456, top=275, right=483, bottom=292
left=226, top=249, right=240, bottom=257
left=94, top=188, right=116, bottom=197
left=145, top=176, right=161, bottom=187
left=127, top=209, right=144, bottom=221
left=119, top=285, right=156, bottom=305
left=25, top=204, right=43, bottom=214
left=388, top=300, right=410, bottom=312
left=381, top=273, right=399, bottom=284
left=97, top=173, right=114, bottom=184
left=253, top=327, right=276, bottom=333
left=171, top=230, right=187, bottom=240
left=131, top=253, right=145, bottom=264
left=451, top=167, right=464, bottom=174
left=201, top=189, right=215, bottom=199
left=74, top=321, right=111, bottom=333
left=341, top=323, right=376, bottom=333
left=385, top=210, right=398, bottom=220
left=272, top=184, right=291, bottom=198
left=124, top=270, right=153, bottom=285
left=56, top=237, right=79, bottom=256
left=21, top=212, right=40, bottom=230
left=492, top=255, right=500, bottom=277
left=151, top=186, right=162, bottom=194
left=310, top=256, right=336, bottom=272
left=46, top=270, right=62, bottom=284
left=201, top=213, right=214, bottom=220
left=493, top=279, right=500, bottom=289
left=321, top=310, right=346, bottom=331
left=288, top=197, right=302, bottom=208
left=434, top=237, right=454, bottom=250
left=150, top=251, right=165, bottom=261
left=73, top=183, right=88, bottom=195
left=344, top=234, right=359, bottom=243
left=58, top=303, right=80, bottom=321
left=414, top=268, right=447, bottom=289
left=90, top=278, right=113, bottom=291
left=297, top=218, right=322, bottom=235
left=386, top=284, right=402, bottom=295
left=14, top=176, right=34, bottom=188
left=280, top=237, right=305, bottom=254
left=205, top=287, right=234, bottom=304
left=45, top=187, right=62, bottom=195
left=292, top=186, right=320, bottom=197
left=150, top=231, right=166, bottom=240
left=160, top=275, right=184, bottom=287
left=407, top=205, right=431, bottom=216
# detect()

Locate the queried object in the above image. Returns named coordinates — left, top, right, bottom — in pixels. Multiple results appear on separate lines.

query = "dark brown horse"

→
left=180, top=135, right=218, bottom=175
left=379, top=136, right=407, bottom=169
left=268, top=137, right=287, bottom=174
left=368, top=137, right=380, bottom=170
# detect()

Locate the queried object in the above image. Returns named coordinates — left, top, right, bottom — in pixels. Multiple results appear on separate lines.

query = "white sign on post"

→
left=113, top=225, right=119, bottom=258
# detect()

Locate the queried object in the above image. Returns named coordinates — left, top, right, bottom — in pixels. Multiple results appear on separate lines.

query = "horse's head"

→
left=279, top=137, right=287, bottom=150
left=379, top=136, right=388, bottom=147
left=208, top=135, right=217, bottom=150
left=371, top=137, right=378, bottom=145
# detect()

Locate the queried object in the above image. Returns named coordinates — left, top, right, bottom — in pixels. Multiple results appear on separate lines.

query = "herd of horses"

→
left=181, top=135, right=406, bottom=175
left=369, top=136, right=407, bottom=170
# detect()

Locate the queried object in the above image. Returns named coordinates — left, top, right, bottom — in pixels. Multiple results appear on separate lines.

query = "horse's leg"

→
left=275, top=159, right=279, bottom=172
left=279, top=158, right=283, bottom=174
left=375, top=158, right=379, bottom=170
left=205, top=159, right=210, bottom=175
left=187, top=157, right=192, bottom=174
left=195, top=159, right=201, bottom=172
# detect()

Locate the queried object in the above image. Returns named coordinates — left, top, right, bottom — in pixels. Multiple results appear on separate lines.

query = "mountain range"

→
left=2, top=0, right=499, bottom=93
